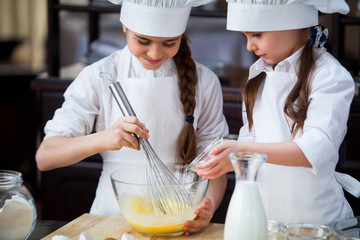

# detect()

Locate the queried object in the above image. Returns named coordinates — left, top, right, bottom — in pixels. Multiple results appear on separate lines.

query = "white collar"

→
left=248, top=45, right=305, bottom=80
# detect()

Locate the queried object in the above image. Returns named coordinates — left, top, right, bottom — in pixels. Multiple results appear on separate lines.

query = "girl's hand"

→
left=183, top=198, right=213, bottom=235
left=100, top=116, right=149, bottom=151
left=196, top=140, right=240, bottom=179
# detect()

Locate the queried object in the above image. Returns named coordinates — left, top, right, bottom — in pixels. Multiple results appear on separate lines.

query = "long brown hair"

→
left=244, top=39, right=314, bottom=137
left=173, top=33, right=198, bottom=164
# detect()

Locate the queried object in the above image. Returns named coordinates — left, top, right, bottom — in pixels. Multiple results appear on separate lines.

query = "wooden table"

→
left=41, top=213, right=224, bottom=240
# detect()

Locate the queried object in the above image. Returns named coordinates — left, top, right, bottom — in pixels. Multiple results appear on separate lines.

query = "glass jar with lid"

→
left=0, top=170, right=37, bottom=240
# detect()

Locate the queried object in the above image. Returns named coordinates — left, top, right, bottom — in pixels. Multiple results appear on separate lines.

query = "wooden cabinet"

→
left=332, top=13, right=360, bottom=73
left=0, top=71, right=38, bottom=197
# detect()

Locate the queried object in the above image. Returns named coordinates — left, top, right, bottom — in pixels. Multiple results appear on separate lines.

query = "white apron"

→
left=90, top=50, right=185, bottom=215
left=253, top=72, right=357, bottom=225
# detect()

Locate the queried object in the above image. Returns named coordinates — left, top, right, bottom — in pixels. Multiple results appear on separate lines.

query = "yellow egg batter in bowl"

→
left=111, top=164, right=209, bottom=237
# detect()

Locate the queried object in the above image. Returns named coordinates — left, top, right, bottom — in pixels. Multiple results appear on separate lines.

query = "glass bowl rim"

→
left=281, top=223, right=334, bottom=239
left=110, top=165, right=208, bottom=187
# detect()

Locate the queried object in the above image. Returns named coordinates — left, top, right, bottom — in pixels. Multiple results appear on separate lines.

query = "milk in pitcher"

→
left=224, top=181, right=267, bottom=240
left=223, top=152, right=268, bottom=240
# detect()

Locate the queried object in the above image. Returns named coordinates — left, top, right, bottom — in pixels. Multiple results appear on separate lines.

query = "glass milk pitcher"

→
left=224, top=152, right=268, bottom=240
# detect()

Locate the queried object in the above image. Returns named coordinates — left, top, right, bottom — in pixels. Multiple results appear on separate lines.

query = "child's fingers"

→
left=197, top=162, right=225, bottom=179
left=196, top=155, right=220, bottom=169
left=209, top=141, right=227, bottom=155
left=195, top=208, right=213, bottom=222
left=184, top=218, right=207, bottom=233
left=201, top=198, right=212, bottom=210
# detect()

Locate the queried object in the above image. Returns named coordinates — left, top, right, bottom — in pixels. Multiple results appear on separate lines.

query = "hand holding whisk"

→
left=100, top=72, right=190, bottom=215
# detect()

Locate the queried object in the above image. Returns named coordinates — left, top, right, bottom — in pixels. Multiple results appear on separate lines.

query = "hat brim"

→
left=226, top=3, right=318, bottom=32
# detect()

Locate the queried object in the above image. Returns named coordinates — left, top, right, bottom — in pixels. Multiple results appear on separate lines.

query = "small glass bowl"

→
left=333, top=216, right=360, bottom=240
left=186, top=136, right=223, bottom=172
left=282, top=223, right=334, bottom=239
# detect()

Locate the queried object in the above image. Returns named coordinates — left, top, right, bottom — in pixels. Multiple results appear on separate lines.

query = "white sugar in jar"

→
left=0, top=170, right=37, bottom=240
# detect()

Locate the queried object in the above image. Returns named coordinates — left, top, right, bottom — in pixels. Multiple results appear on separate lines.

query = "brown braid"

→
left=244, top=72, right=266, bottom=131
left=284, top=39, right=313, bottom=137
left=173, top=33, right=198, bottom=165
left=245, top=39, right=314, bottom=137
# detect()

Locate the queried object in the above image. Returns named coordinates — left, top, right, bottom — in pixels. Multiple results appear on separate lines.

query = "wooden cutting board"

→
left=41, top=213, right=224, bottom=240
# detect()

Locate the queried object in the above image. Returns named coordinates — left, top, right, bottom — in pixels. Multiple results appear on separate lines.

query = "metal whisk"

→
left=100, top=72, right=190, bottom=214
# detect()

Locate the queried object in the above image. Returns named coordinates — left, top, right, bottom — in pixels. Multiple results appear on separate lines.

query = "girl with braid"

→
left=35, top=0, right=228, bottom=234
left=196, top=0, right=360, bottom=225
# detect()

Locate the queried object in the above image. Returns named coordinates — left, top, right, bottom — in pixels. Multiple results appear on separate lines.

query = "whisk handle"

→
left=109, top=82, right=159, bottom=152
left=109, top=82, right=136, bottom=117
left=109, top=82, right=152, bottom=145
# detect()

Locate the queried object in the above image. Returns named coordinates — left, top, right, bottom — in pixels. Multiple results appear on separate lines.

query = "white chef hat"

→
left=226, top=0, right=350, bottom=32
left=108, top=0, right=211, bottom=37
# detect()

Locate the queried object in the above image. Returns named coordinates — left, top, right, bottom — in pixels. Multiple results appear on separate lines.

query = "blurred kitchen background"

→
left=0, top=0, right=359, bottom=222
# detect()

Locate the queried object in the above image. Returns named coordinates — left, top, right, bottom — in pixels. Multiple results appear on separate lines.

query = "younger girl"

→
left=196, top=0, right=359, bottom=225
left=35, top=0, right=229, bottom=234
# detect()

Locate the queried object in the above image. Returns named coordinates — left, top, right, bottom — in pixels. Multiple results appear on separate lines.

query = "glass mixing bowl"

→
left=110, top=164, right=209, bottom=237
